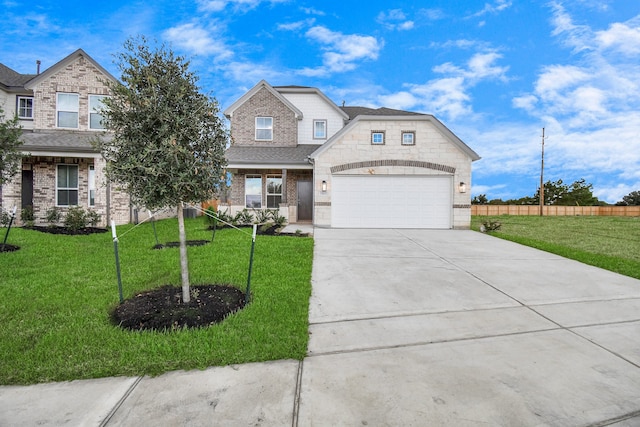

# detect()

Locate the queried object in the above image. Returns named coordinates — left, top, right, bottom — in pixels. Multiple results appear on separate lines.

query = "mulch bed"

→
left=111, top=284, right=246, bottom=331
left=0, top=244, right=20, bottom=253
left=24, top=225, right=108, bottom=235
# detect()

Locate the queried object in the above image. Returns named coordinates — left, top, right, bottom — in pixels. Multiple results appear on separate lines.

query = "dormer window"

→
left=17, top=96, right=34, bottom=119
left=57, top=93, right=79, bottom=128
left=255, top=117, right=273, bottom=141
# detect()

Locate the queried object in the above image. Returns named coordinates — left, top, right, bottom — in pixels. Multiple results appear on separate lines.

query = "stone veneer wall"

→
left=229, top=87, right=298, bottom=147
left=312, top=118, right=474, bottom=229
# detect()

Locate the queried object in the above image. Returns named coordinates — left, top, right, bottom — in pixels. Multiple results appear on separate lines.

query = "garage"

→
left=331, top=175, right=453, bottom=228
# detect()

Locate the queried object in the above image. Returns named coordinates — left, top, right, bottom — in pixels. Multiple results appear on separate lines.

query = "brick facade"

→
left=230, top=87, right=298, bottom=147
left=32, top=55, right=111, bottom=131
left=0, top=50, right=132, bottom=226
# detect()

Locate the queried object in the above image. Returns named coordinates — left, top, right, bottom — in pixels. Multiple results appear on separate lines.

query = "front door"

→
left=297, top=180, right=312, bottom=221
left=21, top=170, right=33, bottom=209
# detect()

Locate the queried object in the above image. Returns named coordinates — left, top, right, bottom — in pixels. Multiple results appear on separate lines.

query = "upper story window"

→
left=17, top=96, right=34, bottom=119
left=89, top=95, right=108, bottom=130
left=255, top=117, right=273, bottom=141
left=371, top=131, right=385, bottom=145
left=57, top=93, right=79, bottom=128
left=313, top=120, right=327, bottom=139
left=402, top=131, right=415, bottom=146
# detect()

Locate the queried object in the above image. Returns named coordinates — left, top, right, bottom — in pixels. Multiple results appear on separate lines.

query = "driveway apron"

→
left=300, top=228, right=640, bottom=426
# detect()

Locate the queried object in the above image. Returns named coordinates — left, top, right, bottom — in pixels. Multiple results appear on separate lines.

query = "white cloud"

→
left=595, top=20, right=640, bottom=55
left=468, top=0, right=512, bottom=18
left=277, top=19, right=315, bottom=32
left=377, top=91, right=418, bottom=110
left=377, top=9, right=415, bottom=31
left=300, top=26, right=382, bottom=75
left=197, top=0, right=288, bottom=13
left=390, top=50, right=508, bottom=120
left=418, top=8, right=445, bottom=21
left=300, top=7, right=325, bottom=16
left=163, top=23, right=233, bottom=60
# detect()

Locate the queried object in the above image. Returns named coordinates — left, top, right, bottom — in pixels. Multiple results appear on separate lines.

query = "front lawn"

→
left=471, top=215, right=640, bottom=280
left=0, top=218, right=313, bottom=385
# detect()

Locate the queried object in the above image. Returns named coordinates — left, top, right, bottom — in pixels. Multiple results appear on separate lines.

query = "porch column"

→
left=281, top=169, right=287, bottom=204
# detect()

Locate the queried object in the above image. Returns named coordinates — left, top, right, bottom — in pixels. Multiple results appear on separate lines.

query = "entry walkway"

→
left=1, top=229, right=640, bottom=426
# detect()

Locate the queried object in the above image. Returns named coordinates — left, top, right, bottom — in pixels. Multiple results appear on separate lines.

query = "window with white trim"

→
left=57, top=164, right=79, bottom=206
left=255, top=117, right=273, bottom=141
left=371, top=131, right=385, bottom=145
left=266, top=175, right=282, bottom=208
left=402, top=131, right=415, bottom=145
left=89, top=95, right=108, bottom=130
left=17, top=96, right=34, bottom=119
left=57, top=93, right=79, bottom=128
left=313, top=120, right=327, bottom=139
left=245, top=175, right=262, bottom=208
left=88, top=164, right=96, bottom=206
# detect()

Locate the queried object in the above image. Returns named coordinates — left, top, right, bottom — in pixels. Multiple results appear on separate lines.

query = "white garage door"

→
left=332, top=175, right=452, bottom=228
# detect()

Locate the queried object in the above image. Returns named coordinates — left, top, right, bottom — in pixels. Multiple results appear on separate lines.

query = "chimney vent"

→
left=36, top=60, right=41, bottom=74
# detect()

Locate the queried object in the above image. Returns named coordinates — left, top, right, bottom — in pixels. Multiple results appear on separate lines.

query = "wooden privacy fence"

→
left=472, top=205, right=640, bottom=217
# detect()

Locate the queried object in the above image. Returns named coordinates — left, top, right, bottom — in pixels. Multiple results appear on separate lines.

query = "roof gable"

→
left=223, top=80, right=303, bottom=120
left=24, top=49, right=116, bottom=89
left=276, top=85, right=349, bottom=120
left=310, top=114, right=481, bottom=161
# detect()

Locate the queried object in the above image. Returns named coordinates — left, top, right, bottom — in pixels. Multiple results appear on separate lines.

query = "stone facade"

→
left=311, top=118, right=475, bottom=229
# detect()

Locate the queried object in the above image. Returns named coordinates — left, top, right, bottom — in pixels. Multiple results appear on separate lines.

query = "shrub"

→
left=0, top=208, right=9, bottom=227
left=235, top=209, right=254, bottom=226
left=270, top=210, right=287, bottom=227
left=20, top=206, right=34, bottom=223
left=86, top=209, right=101, bottom=227
left=45, top=207, right=62, bottom=226
left=253, top=209, right=271, bottom=224
left=203, top=206, right=217, bottom=227
left=480, top=219, right=502, bottom=233
left=64, top=207, right=88, bottom=231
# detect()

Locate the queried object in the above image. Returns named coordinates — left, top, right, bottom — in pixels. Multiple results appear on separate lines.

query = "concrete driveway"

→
left=301, top=228, right=640, bottom=426
left=2, top=228, right=640, bottom=426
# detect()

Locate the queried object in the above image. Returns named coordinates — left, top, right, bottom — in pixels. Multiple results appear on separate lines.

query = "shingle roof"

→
left=20, top=130, right=110, bottom=153
left=226, top=144, right=320, bottom=166
left=0, top=63, right=36, bottom=89
left=340, top=106, right=425, bottom=120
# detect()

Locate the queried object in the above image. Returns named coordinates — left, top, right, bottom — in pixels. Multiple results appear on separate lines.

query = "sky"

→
left=2, top=0, right=640, bottom=203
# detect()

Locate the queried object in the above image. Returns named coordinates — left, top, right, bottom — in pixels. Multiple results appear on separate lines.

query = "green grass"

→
left=0, top=218, right=313, bottom=385
left=471, top=215, right=640, bottom=280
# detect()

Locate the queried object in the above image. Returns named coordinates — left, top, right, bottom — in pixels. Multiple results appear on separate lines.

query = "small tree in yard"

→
left=0, top=106, right=23, bottom=186
left=96, top=37, right=228, bottom=303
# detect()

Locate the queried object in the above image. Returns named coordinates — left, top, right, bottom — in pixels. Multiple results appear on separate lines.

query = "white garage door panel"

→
left=332, top=176, right=452, bottom=229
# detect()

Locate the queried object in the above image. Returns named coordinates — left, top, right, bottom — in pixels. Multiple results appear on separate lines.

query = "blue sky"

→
left=2, top=0, right=640, bottom=203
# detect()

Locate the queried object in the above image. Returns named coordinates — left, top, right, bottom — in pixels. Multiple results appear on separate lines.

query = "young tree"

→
left=96, top=37, right=228, bottom=303
left=0, top=107, right=23, bottom=186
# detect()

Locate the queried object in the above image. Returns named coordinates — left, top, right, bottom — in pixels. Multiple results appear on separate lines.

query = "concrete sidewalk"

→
left=2, top=229, right=640, bottom=426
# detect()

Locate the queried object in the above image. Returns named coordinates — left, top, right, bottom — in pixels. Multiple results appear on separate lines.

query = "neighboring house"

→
left=224, top=80, right=481, bottom=229
left=0, top=49, right=131, bottom=226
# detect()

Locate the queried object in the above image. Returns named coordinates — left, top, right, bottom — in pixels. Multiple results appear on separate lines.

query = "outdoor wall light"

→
left=322, top=180, right=327, bottom=192
left=459, top=182, right=467, bottom=193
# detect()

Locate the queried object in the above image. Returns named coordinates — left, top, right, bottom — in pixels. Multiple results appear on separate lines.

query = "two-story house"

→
left=223, top=80, right=480, bottom=229
left=0, top=49, right=130, bottom=226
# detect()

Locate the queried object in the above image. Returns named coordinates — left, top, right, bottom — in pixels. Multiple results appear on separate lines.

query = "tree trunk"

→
left=177, top=204, right=190, bottom=303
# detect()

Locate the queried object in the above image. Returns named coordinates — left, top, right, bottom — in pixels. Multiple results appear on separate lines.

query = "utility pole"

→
left=539, top=127, right=545, bottom=217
